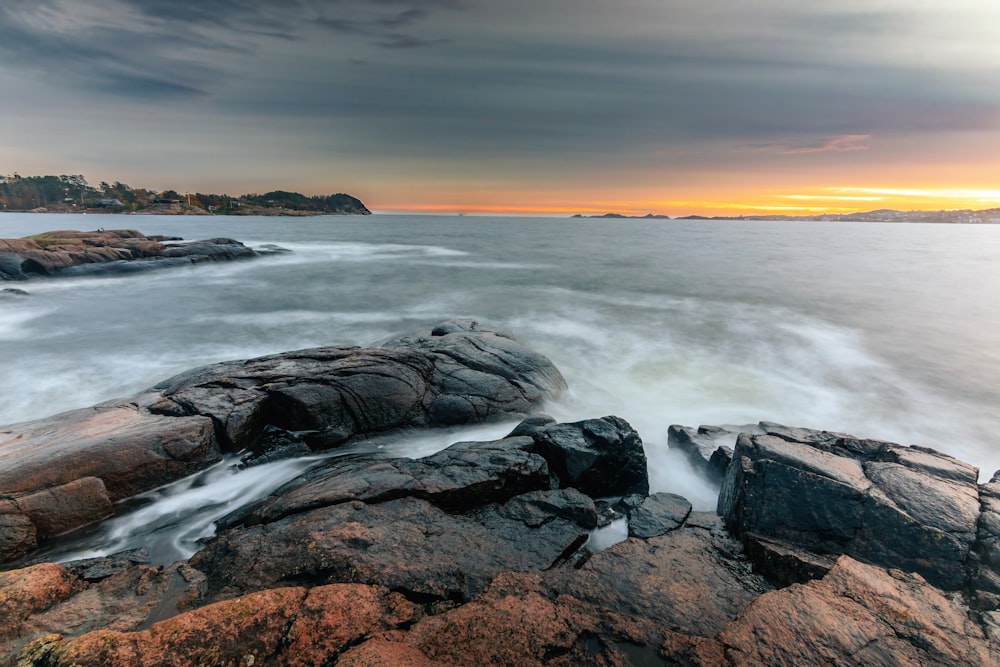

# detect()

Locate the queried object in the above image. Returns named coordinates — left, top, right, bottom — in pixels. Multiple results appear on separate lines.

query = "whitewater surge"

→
left=2, top=212, right=999, bottom=559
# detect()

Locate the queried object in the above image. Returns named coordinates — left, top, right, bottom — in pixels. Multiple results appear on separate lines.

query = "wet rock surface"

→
left=0, top=322, right=566, bottom=563
left=0, top=229, right=286, bottom=280
left=718, top=424, right=983, bottom=591
left=3, top=331, right=1000, bottom=665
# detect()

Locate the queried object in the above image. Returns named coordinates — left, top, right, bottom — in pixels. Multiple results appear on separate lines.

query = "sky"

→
left=1, top=0, right=999, bottom=216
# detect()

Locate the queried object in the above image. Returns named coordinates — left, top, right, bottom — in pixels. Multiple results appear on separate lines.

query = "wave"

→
left=0, top=306, right=55, bottom=341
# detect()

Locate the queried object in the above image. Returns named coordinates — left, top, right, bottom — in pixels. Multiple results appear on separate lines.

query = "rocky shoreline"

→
left=1, top=321, right=998, bottom=665
left=0, top=230, right=287, bottom=281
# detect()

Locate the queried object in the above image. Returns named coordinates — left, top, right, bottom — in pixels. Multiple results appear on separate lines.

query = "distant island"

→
left=0, top=173, right=370, bottom=216
left=572, top=213, right=673, bottom=220
left=573, top=208, right=1000, bottom=224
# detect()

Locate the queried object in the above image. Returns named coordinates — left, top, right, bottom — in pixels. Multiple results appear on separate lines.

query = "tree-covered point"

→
left=239, top=191, right=370, bottom=214
left=0, top=173, right=370, bottom=215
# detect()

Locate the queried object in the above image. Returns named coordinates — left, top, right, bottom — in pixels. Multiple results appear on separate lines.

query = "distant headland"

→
left=0, top=173, right=370, bottom=216
left=573, top=208, right=1000, bottom=224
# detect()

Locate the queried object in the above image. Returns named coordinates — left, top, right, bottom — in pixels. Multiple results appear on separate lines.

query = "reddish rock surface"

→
left=0, top=230, right=275, bottom=281
left=15, top=584, right=420, bottom=666
left=664, top=556, right=997, bottom=665
left=4, top=355, right=1000, bottom=667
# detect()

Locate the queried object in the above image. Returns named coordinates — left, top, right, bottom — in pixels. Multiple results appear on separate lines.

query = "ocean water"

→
left=2, top=213, right=998, bottom=560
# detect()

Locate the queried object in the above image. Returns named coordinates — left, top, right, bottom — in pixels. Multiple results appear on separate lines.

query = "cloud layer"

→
left=2, top=0, right=999, bottom=212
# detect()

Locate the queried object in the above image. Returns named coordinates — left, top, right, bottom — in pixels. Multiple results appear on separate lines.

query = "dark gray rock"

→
left=231, top=435, right=551, bottom=527
left=191, top=492, right=593, bottom=605
left=971, top=471, right=1000, bottom=612
left=668, top=424, right=751, bottom=482
left=718, top=426, right=981, bottom=590
left=64, top=547, right=151, bottom=582
left=0, top=322, right=565, bottom=564
left=742, top=533, right=838, bottom=586
left=154, top=324, right=567, bottom=450
left=527, top=416, right=649, bottom=498
left=627, top=492, right=692, bottom=538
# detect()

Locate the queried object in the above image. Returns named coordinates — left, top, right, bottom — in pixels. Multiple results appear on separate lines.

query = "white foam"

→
left=0, top=306, right=54, bottom=341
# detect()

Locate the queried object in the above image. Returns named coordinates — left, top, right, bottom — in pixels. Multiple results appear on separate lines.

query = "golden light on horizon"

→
left=373, top=185, right=1000, bottom=218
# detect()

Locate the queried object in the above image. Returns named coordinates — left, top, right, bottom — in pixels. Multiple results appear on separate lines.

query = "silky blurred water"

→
left=2, top=213, right=999, bottom=525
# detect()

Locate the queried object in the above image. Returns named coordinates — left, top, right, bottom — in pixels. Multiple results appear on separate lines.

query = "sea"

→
left=2, top=213, right=998, bottom=562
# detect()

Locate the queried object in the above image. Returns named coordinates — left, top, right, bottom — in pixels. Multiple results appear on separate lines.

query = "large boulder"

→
left=718, top=424, right=981, bottom=590
left=153, top=323, right=567, bottom=450
left=514, top=415, right=649, bottom=497
left=0, top=322, right=566, bottom=564
left=187, top=415, right=646, bottom=605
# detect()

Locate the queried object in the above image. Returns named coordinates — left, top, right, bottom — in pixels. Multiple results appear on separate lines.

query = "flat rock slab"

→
left=665, top=556, right=996, bottom=666
left=190, top=493, right=595, bottom=605
left=627, top=492, right=692, bottom=538
left=0, top=229, right=285, bottom=280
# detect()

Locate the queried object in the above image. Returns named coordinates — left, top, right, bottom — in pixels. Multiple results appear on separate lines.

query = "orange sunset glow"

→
left=2, top=2, right=999, bottom=220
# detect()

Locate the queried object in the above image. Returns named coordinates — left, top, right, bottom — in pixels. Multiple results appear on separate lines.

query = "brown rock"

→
left=0, top=563, right=204, bottom=660
left=338, top=639, right=445, bottom=666
left=12, top=477, right=112, bottom=538
left=0, top=563, right=77, bottom=648
left=0, top=402, right=220, bottom=502
left=550, top=512, right=770, bottom=639
left=665, top=556, right=996, bottom=666
left=14, top=584, right=419, bottom=666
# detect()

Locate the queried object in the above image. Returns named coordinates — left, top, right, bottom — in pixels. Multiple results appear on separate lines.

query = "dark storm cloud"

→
left=0, top=0, right=462, bottom=100
left=2, top=0, right=998, bottom=179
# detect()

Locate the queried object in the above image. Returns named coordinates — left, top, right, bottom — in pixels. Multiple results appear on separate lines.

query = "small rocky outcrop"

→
left=667, top=423, right=748, bottom=482
left=0, top=322, right=566, bottom=563
left=0, top=230, right=286, bottom=280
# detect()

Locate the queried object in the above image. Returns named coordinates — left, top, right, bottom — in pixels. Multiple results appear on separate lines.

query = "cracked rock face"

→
left=717, top=425, right=982, bottom=591
left=0, top=321, right=566, bottom=564
left=4, top=420, right=1000, bottom=665
left=190, top=417, right=645, bottom=606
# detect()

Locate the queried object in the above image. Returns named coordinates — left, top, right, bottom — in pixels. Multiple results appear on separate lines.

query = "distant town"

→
left=574, top=209, right=1000, bottom=224
left=0, top=173, right=370, bottom=216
